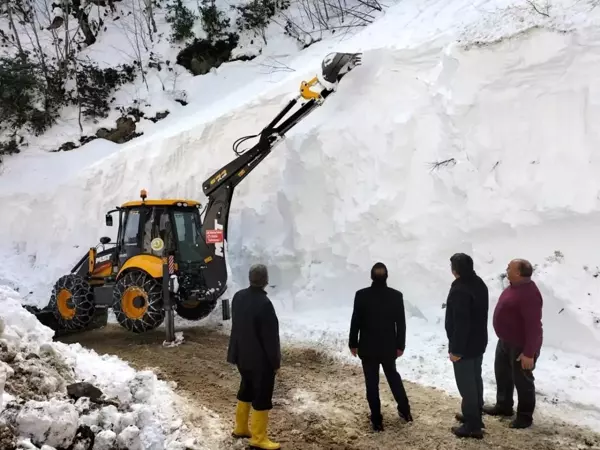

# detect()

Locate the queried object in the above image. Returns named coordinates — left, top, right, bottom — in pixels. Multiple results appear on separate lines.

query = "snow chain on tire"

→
left=112, top=270, right=165, bottom=333
left=48, top=274, right=96, bottom=330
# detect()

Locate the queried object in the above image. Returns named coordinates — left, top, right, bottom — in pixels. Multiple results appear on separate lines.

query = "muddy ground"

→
left=59, top=325, right=600, bottom=450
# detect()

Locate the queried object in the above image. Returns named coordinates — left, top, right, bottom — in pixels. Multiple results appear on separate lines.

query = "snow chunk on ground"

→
left=16, top=398, right=78, bottom=448
left=0, top=286, right=211, bottom=448
left=93, top=430, right=116, bottom=450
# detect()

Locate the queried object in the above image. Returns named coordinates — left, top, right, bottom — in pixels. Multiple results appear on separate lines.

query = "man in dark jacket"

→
left=227, top=264, right=281, bottom=450
left=483, top=258, right=543, bottom=429
left=445, top=253, right=489, bottom=439
left=349, top=262, right=412, bottom=431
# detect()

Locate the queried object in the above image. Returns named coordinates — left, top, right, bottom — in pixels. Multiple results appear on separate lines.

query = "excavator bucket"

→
left=302, top=52, right=362, bottom=101
left=320, top=52, right=362, bottom=85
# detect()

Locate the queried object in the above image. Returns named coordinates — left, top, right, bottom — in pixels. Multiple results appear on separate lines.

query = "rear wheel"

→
left=112, top=270, right=165, bottom=333
left=48, top=274, right=96, bottom=330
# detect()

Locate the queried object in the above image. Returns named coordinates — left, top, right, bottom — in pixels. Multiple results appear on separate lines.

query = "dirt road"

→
left=59, top=325, right=600, bottom=449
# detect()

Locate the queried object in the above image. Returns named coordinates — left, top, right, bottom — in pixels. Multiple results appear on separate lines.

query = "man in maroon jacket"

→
left=483, top=259, right=543, bottom=429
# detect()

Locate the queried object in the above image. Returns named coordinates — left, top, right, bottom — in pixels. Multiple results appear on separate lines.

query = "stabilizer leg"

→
left=162, top=262, right=176, bottom=346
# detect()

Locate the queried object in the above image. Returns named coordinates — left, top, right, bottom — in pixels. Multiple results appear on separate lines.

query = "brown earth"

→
left=59, top=325, right=600, bottom=450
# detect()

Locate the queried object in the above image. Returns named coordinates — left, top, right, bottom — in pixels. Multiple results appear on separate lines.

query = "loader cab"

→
left=105, top=190, right=207, bottom=270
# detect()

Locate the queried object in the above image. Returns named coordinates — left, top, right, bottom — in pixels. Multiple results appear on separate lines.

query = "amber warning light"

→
left=140, top=189, right=148, bottom=200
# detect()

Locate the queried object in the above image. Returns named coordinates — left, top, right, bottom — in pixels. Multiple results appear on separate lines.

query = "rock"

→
left=56, top=141, right=78, bottom=152
left=67, top=382, right=104, bottom=401
left=79, top=135, right=98, bottom=146
left=176, top=35, right=239, bottom=76
left=190, top=58, right=213, bottom=76
left=149, top=110, right=170, bottom=122
left=96, top=117, right=140, bottom=144
left=93, top=430, right=116, bottom=450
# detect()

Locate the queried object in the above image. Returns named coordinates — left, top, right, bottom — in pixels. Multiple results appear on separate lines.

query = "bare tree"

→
left=258, top=56, right=295, bottom=74
left=3, top=0, right=26, bottom=59
left=142, top=0, right=157, bottom=36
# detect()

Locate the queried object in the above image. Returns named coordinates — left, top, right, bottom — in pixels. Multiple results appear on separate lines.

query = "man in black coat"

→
left=227, top=264, right=281, bottom=450
left=445, top=253, right=489, bottom=439
left=349, top=262, right=412, bottom=431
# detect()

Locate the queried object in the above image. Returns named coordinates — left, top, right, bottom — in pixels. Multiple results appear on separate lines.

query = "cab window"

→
left=123, top=209, right=141, bottom=246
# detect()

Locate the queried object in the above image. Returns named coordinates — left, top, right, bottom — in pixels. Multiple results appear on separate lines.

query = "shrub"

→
left=0, top=54, right=63, bottom=136
left=166, top=0, right=198, bottom=42
left=234, top=0, right=290, bottom=44
left=76, top=62, right=136, bottom=119
left=199, top=0, right=231, bottom=41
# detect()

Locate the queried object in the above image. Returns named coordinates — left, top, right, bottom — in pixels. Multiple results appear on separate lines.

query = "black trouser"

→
left=453, top=354, right=484, bottom=431
left=361, top=358, right=411, bottom=422
left=237, top=367, right=276, bottom=411
left=494, top=340, right=539, bottom=421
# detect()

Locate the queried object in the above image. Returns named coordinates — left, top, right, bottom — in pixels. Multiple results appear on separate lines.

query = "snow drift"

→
left=1, top=0, right=600, bottom=431
left=0, top=286, right=214, bottom=449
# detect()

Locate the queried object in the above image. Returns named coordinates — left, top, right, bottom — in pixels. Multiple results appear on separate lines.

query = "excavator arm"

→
left=197, top=52, right=361, bottom=297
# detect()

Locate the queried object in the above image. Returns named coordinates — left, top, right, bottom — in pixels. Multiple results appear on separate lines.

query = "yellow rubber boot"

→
left=248, top=409, right=280, bottom=449
left=232, top=401, right=252, bottom=438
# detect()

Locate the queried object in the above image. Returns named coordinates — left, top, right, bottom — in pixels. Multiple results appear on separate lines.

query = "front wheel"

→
left=175, top=298, right=217, bottom=321
left=112, top=270, right=165, bottom=333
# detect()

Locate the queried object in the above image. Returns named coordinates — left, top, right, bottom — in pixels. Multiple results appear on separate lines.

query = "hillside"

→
left=2, top=0, right=600, bottom=441
left=0, top=0, right=383, bottom=158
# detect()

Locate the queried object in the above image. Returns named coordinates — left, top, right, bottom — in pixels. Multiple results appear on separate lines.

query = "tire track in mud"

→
left=59, top=325, right=600, bottom=449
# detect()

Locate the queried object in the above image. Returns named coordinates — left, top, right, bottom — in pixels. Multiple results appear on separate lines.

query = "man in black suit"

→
left=227, top=264, right=281, bottom=450
left=445, top=253, right=489, bottom=439
left=349, top=262, right=412, bottom=431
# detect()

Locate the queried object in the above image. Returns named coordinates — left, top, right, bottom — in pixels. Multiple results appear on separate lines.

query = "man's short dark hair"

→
left=371, top=262, right=388, bottom=281
left=516, top=259, right=533, bottom=277
left=450, top=253, right=474, bottom=277
left=249, top=264, right=268, bottom=287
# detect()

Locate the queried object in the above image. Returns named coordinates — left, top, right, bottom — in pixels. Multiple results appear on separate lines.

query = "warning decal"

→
left=206, top=229, right=224, bottom=244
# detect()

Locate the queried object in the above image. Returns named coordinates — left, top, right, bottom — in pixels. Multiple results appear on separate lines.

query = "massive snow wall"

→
left=1, top=22, right=600, bottom=357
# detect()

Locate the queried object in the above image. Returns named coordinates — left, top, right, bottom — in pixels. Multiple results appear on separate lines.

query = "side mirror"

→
left=100, top=236, right=111, bottom=245
left=105, top=214, right=113, bottom=227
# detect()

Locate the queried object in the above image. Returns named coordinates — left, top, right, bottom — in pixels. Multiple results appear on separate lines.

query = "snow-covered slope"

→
left=0, top=286, right=219, bottom=449
left=2, top=0, right=600, bottom=433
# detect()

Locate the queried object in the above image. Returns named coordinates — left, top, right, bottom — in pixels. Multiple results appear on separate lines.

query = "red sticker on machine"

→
left=206, top=229, right=224, bottom=244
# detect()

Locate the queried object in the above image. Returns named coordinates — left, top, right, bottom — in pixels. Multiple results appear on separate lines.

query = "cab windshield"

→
left=172, top=208, right=204, bottom=262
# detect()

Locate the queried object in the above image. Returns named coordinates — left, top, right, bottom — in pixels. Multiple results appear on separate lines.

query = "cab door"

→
left=118, top=208, right=143, bottom=267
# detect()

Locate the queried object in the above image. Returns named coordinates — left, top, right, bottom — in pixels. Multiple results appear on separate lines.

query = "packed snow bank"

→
left=0, top=285, right=218, bottom=449
left=2, top=0, right=600, bottom=433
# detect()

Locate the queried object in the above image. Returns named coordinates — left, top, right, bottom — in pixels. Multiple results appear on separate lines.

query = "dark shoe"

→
left=455, top=413, right=486, bottom=428
left=399, top=411, right=413, bottom=423
left=372, top=422, right=384, bottom=432
left=509, top=417, right=532, bottom=429
left=370, top=413, right=384, bottom=432
left=451, top=424, right=483, bottom=439
left=482, top=404, right=514, bottom=417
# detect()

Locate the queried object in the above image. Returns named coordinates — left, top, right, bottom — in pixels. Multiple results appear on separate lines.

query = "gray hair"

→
left=249, top=264, right=269, bottom=288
